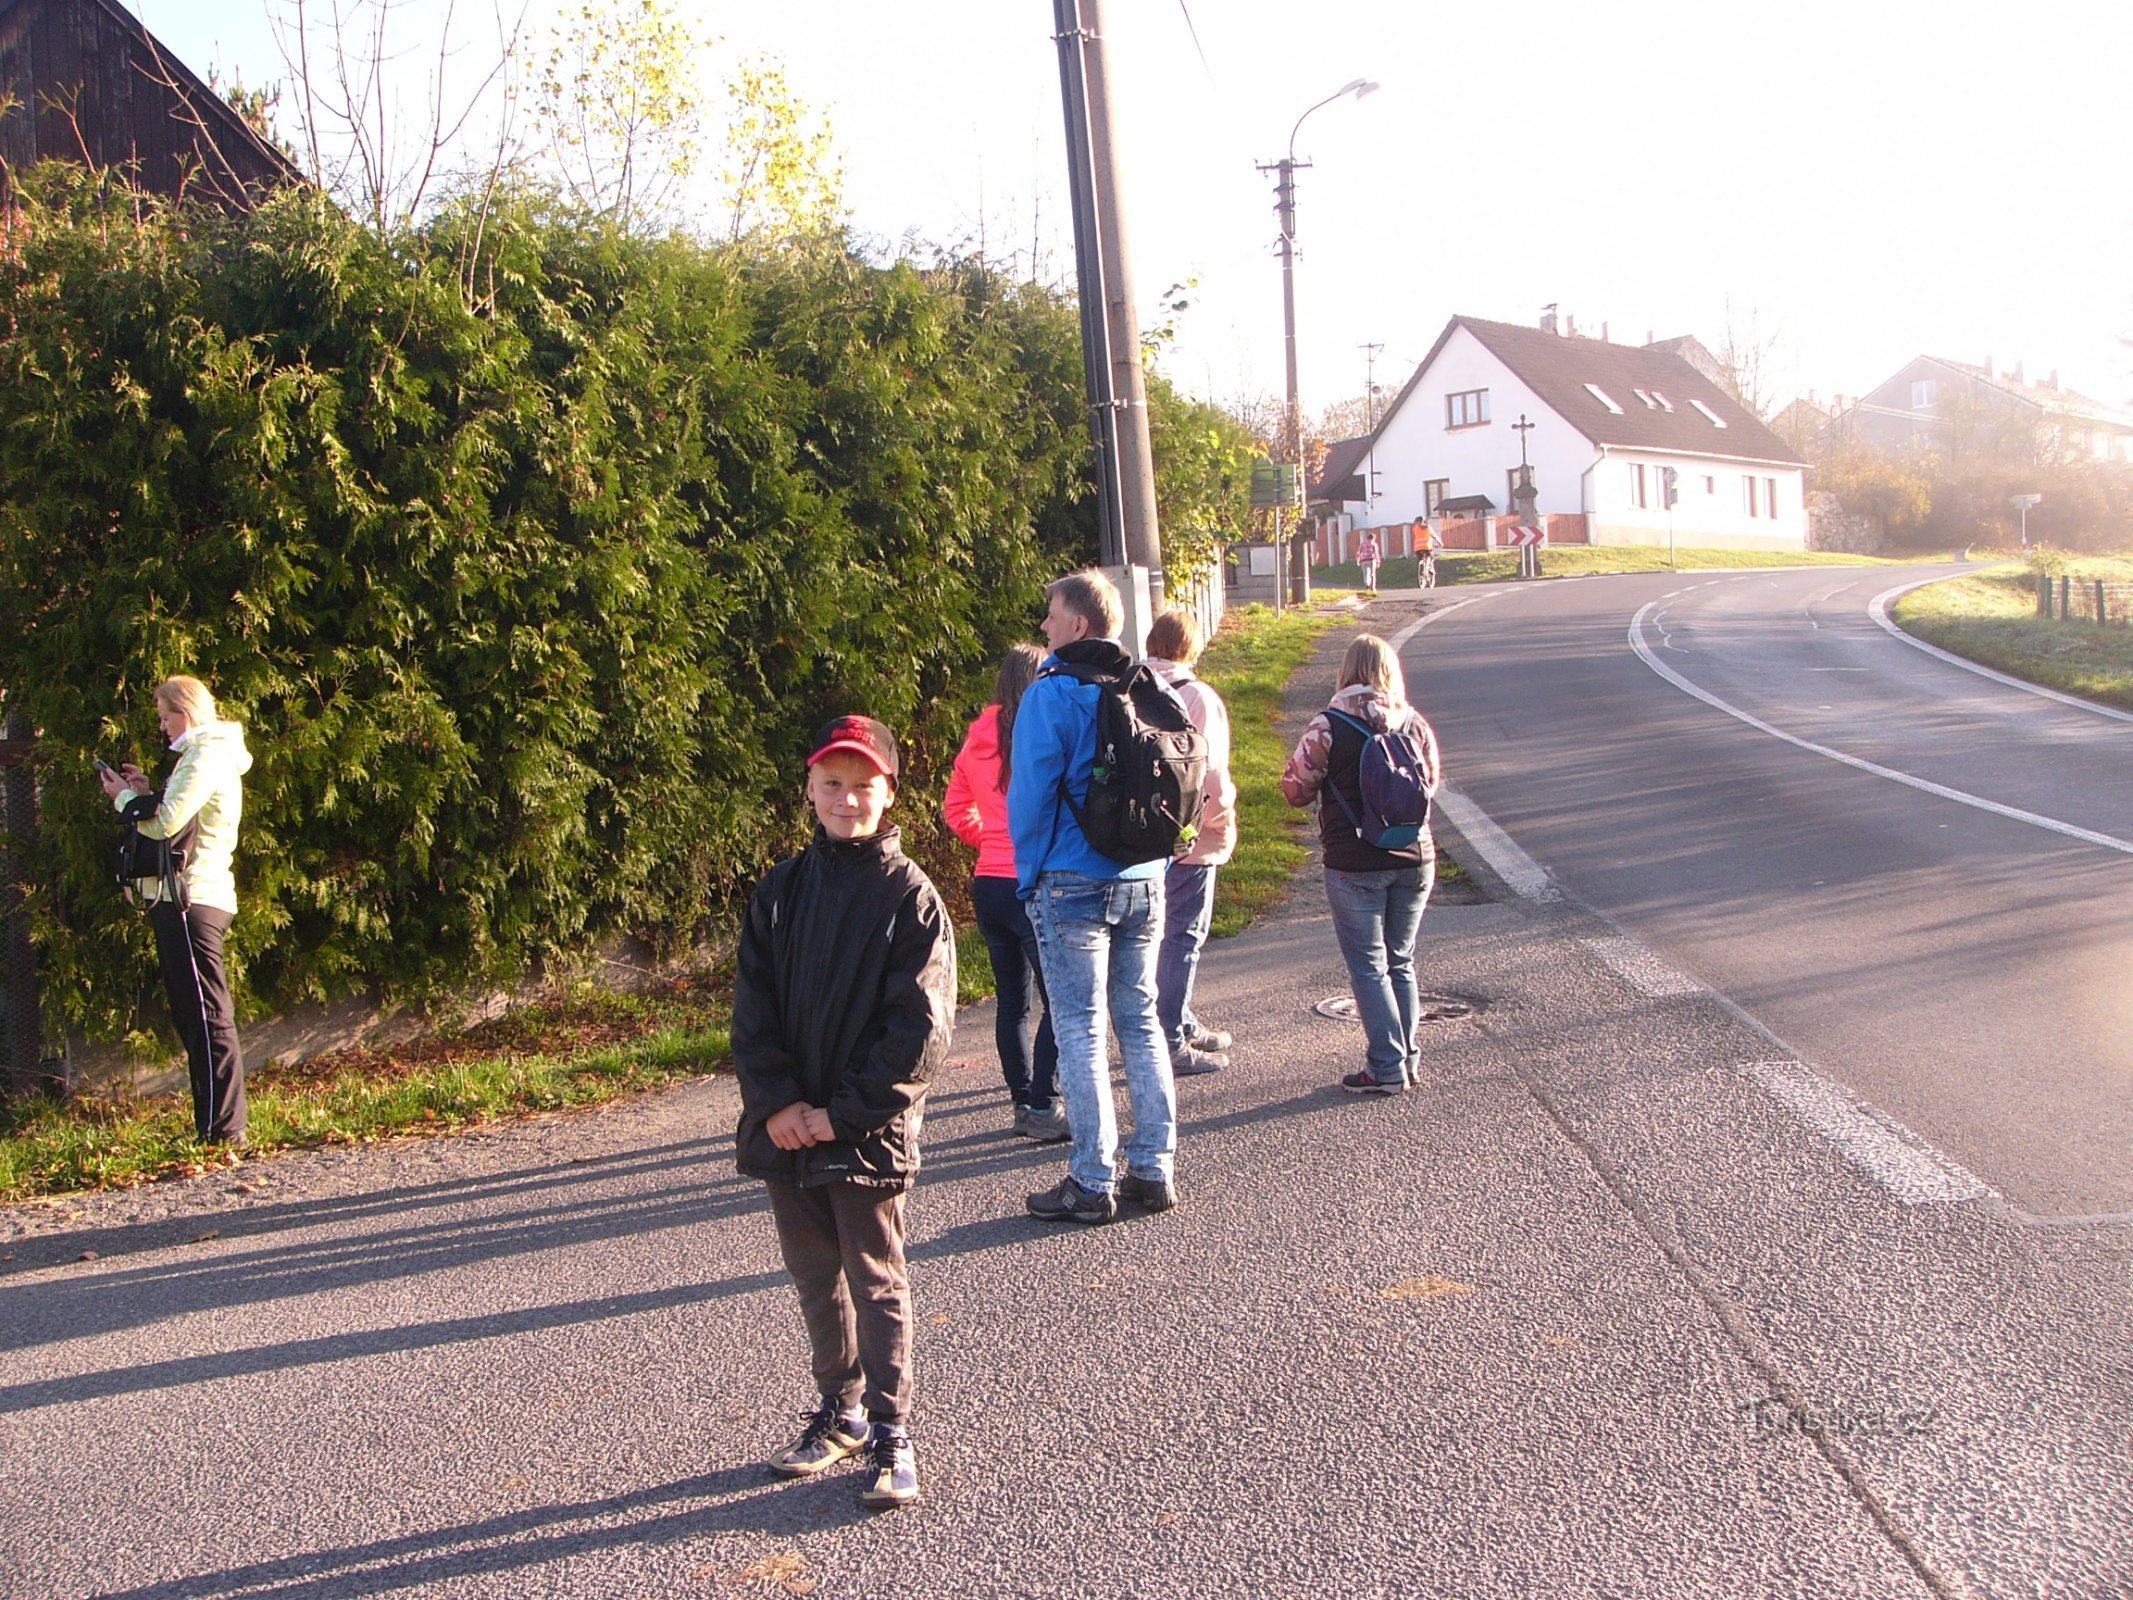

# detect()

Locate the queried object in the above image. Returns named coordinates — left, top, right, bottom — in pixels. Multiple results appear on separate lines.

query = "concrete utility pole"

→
left=1261, top=79, right=1377, bottom=608
left=1264, top=153, right=1307, bottom=606
left=1052, top=0, right=1163, bottom=610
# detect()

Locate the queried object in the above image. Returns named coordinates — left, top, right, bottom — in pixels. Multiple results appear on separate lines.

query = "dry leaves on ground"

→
left=719, top=1549, right=816, bottom=1595
left=1382, top=1275, right=1474, bottom=1300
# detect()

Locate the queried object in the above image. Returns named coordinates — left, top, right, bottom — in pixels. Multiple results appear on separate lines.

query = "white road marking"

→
left=1581, top=935, right=1702, bottom=996
left=1424, top=777, right=2003, bottom=1212
left=1389, top=593, right=1493, bottom=650
left=1869, top=578, right=2133, bottom=725
left=1735, top=1060, right=1997, bottom=1206
left=1431, top=787, right=1560, bottom=901
left=1628, top=600, right=2133, bottom=856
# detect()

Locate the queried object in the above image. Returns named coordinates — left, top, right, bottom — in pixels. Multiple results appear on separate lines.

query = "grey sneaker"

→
left=1116, top=1172, right=1178, bottom=1212
left=1188, top=1027, right=1233, bottom=1053
left=1011, top=1104, right=1030, bottom=1137
left=1019, top=1104, right=1070, bottom=1144
left=1171, top=1047, right=1228, bottom=1076
left=1027, top=1175, right=1117, bottom=1224
left=1341, top=1069, right=1404, bottom=1096
left=859, top=1425, right=920, bottom=1509
left=770, top=1400, right=869, bottom=1477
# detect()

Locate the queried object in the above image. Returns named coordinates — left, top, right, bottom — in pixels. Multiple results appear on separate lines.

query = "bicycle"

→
left=1418, top=549, right=1437, bottom=590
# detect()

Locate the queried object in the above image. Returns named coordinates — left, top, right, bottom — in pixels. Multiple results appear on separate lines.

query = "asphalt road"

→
left=1, top=595, right=2126, bottom=1599
left=1408, top=563, right=2133, bottom=1218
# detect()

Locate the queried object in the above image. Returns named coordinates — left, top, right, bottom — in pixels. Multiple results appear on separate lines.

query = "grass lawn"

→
left=1890, top=558, right=2133, bottom=712
left=1315, top=544, right=1944, bottom=591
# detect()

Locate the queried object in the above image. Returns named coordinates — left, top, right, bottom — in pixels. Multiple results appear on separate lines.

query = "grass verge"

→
left=1890, top=561, right=2133, bottom=712
left=1199, top=603, right=1349, bottom=938
left=1315, top=544, right=1943, bottom=591
left=0, top=982, right=730, bottom=1203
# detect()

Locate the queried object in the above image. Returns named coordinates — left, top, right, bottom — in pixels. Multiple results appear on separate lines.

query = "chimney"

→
left=2047, top=369, right=2059, bottom=392
left=1566, top=313, right=1579, bottom=338
left=1600, top=321, right=1610, bottom=342
left=2012, top=359, right=2024, bottom=384
left=1645, top=329, right=1654, bottom=345
left=1540, top=303, right=1559, bottom=335
left=1984, top=355, right=1994, bottom=378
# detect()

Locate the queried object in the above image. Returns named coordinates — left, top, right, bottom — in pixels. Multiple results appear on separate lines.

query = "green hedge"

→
left=0, top=168, right=1252, bottom=1040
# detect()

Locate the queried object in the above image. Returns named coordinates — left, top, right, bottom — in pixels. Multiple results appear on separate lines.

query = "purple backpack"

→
left=1326, top=708, right=1431, bottom=849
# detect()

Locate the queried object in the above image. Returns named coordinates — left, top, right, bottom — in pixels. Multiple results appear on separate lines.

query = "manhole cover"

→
left=1312, top=993, right=1477, bottom=1023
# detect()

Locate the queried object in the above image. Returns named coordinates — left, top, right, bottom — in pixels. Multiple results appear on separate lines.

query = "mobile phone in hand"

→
left=93, top=758, right=116, bottom=777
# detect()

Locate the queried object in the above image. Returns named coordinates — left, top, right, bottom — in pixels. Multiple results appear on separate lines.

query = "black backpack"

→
left=1042, top=661, right=1209, bottom=865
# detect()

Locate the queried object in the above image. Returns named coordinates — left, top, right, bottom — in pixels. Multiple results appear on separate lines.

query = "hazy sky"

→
left=136, top=0, right=2133, bottom=421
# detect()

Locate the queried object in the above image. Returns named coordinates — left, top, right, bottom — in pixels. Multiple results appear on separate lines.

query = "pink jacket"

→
left=1148, top=658, right=1237, bottom=867
left=943, top=705, right=1018, bottom=879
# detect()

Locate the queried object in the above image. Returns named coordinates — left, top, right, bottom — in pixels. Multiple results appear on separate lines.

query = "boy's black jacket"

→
left=732, top=824, right=957, bottom=1189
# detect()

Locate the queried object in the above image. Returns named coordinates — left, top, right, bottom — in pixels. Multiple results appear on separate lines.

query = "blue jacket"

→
left=1007, top=638, right=1166, bottom=898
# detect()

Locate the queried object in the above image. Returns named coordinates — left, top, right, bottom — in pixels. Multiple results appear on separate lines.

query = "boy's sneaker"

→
left=1116, top=1172, right=1178, bottom=1212
left=1341, top=1069, right=1405, bottom=1096
left=1171, top=1047, right=1227, bottom=1077
left=1019, top=1105, right=1071, bottom=1144
left=1011, top=1105, right=1030, bottom=1137
left=1188, top=1027, right=1233, bottom=1053
left=860, top=1425, right=920, bottom=1509
left=1026, top=1175, right=1117, bottom=1224
left=770, top=1400, right=869, bottom=1477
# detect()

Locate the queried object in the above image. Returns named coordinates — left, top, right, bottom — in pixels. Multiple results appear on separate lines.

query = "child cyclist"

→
left=732, top=715, right=957, bottom=1510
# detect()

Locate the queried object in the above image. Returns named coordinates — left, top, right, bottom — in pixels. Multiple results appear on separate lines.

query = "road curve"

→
left=1407, top=563, right=2133, bottom=1216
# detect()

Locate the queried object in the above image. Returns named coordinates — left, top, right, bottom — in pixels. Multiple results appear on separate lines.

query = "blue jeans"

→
left=1029, top=871, right=1176, bottom=1192
left=1323, top=863, right=1434, bottom=1084
left=1156, top=861, right=1217, bottom=1058
left=971, top=874, right=1057, bottom=1112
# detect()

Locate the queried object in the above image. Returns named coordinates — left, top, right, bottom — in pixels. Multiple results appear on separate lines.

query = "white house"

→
left=1311, top=314, right=1809, bottom=554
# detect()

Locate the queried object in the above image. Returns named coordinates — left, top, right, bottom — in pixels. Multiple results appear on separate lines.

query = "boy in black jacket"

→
left=733, top=715, right=957, bottom=1510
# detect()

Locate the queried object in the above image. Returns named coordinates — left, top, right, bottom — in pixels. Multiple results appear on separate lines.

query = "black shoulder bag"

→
left=115, top=793, right=195, bottom=909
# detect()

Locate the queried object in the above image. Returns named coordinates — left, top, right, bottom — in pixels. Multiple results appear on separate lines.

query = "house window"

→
left=1584, top=383, right=1624, bottom=414
left=1911, top=379, right=1938, bottom=409
left=1653, top=391, right=1675, bottom=412
left=1424, top=479, right=1449, bottom=516
left=1446, top=389, right=1490, bottom=428
left=1702, top=475, right=1715, bottom=494
left=1766, top=477, right=1779, bottom=517
left=1630, top=464, right=1648, bottom=509
left=1632, top=388, right=1656, bottom=409
left=1743, top=476, right=1759, bottom=517
left=1690, top=398, right=1728, bottom=428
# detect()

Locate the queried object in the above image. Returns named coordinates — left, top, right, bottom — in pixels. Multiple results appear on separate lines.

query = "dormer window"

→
left=1632, top=389, right=1656, bottom=408
left=1651, top=391, right=1674, bottom=411
left=1689, top=398, right=1728, bottom=428
left=1584, top=383, right=1624, bottom=414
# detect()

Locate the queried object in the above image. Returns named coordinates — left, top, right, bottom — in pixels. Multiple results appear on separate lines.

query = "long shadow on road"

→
left=87, top=1465, right=866, bottom=1600
left=1, top=1085, right=1343, bottom=1416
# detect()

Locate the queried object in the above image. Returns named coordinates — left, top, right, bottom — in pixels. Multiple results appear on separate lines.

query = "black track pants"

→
left=149, top=901, right=246, bottom=1142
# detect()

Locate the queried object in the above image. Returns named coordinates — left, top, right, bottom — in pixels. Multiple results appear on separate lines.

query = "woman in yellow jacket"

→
left=97, top=675, right=255, bottom=1145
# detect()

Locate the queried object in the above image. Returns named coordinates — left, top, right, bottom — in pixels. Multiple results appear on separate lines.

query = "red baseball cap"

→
left=807, top=715, right=900, bottom=782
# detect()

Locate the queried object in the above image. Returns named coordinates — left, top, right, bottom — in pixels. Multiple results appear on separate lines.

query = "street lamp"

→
left=1261, top=77, right=1378, bottom=606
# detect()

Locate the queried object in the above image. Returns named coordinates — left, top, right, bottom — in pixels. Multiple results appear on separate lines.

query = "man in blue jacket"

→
left=1008, top=569, right=1177, bottom=1225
